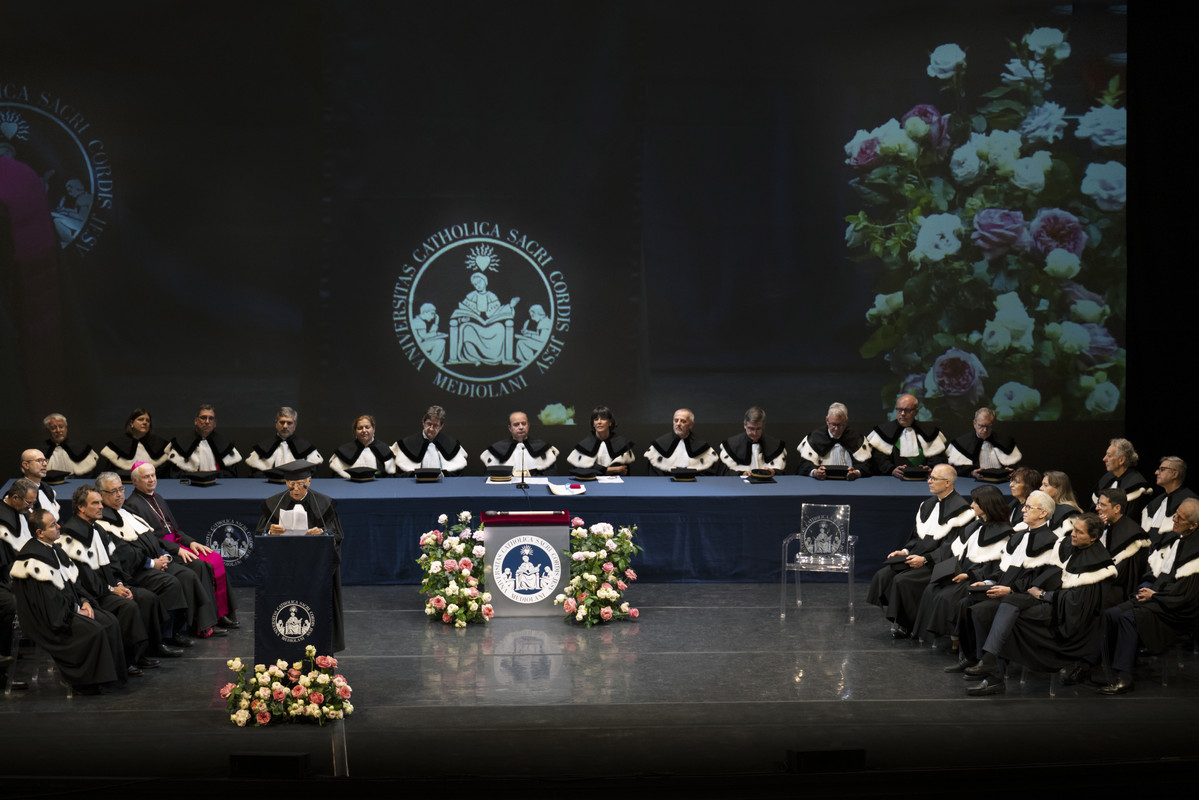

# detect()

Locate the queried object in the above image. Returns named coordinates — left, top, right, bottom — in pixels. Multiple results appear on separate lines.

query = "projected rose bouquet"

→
left=846, top=26, right=1126, bottom=421
left=221, top=646, right=353, bottom=727
left=554, top=516, right=641, bottom=627
left=417, top=511, right=493, bottom=627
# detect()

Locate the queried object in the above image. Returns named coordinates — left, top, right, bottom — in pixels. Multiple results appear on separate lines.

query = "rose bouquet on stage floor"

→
left=554, top=516, right=641, bottom=627
left=846, top=24, right=1126, bottom=421
left=221, top=645, right=353, bottom=727
left=417, top=510, right=493, bottom=627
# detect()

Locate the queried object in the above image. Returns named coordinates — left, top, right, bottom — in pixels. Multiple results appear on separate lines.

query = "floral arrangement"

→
left=417, top=511, right=493, bottom=627
left=845, top=25, right=1126, bottom=421
left=221, top=645, right=353, bottom=727
left=554, top=516, right=641, bottom=627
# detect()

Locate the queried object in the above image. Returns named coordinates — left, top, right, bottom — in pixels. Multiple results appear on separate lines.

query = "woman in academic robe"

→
left=256, top=461, right=345, bottom=652
left=913, top=485, right=1014, bottom=650
left=566, top=406, right=635, bottom=476
left=328, top=414, right=395, bottom=479
left=1041, top=471, right=1083, bottom=539
left=100, top=408, right=171, bottom=479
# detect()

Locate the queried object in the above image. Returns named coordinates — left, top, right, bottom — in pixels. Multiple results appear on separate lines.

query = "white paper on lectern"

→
left=280, top=507, right=309, bottom=534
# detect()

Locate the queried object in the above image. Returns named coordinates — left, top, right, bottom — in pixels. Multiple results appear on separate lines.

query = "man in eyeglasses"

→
left=19, top=449, right=61, bottom=520
left=866, top=394, right=948, bottom=479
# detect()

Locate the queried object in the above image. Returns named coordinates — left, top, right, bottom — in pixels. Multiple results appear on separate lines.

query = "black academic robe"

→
left=945, top=431, right=1021, bottom=477
left=392, top=431, right=469, bottom=476
left=329, top=439, right=396, bottom=478
left=866, top=420, right=947, bottom=475
left=99, top=433, right=171, bottom=476
left=1125, top=533, right=1199, bottom=653
left=168, top=431, right=242, bottom=477
left=39, top=438, right=100, bottom=477
left=1101, top=515, right=1151, bottom=607
left=1140, top=487, right=1199, bottom=541
left=958, top=524, right=1061, bottom=660
left=795, top=427, right=872, bottom=477
left=998, top=538, right=1117, bottom=672
left=245, top=435, right=321, bottom=476
left=96, top=505, right=217, bottom=631
left=867, top=491, right=975, bottom=630
left=256, top=490, right=345, bottom=652
left=718, top=432, right=787, bottom=475
left=1091, top=468, right=1153, bottom=519
left=11, top=538, right=124, bottom=687
left=566, top=435, right=636, bottom=472
left=643, top=433, right=719, bottom=476
left=59, top=515, right=158, bottom=656
left=0, top=504, right=33, bottom=575
left=912, top=519, right=1012, bottom=641
left=482, top=438, right=560, bottom=476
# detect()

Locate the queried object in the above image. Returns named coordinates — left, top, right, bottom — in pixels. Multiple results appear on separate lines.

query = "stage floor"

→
left=4, top=583, right=1198, bottom=797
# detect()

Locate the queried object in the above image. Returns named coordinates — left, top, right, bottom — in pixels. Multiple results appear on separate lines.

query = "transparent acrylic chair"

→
left=781, top=504, right=855, bottom=622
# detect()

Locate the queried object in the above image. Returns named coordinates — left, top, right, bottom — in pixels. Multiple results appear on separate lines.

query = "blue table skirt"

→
left=27, top=476, right=1005, bottom=586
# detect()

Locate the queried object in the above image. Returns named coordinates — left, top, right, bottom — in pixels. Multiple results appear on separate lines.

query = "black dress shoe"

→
left=127, top=666, right=144, bottom=677
left=167, top=635, right=194, bottom=648
left=158, top=643, right=184, bottom=658
left=1099, top=677, right=1135, bottom=695
left=944, top=658, right=971, bottom=673
left=967, top=677, right=1006, bottom=696
left=197, top=626, right=227, bottom=638
left=218, top=615, right=240, bottom=629
left=75, top=684, right=104, bottom=696
left=136, top=657, right=161, bottom=669
left=891, top=626, right=910, bottom=639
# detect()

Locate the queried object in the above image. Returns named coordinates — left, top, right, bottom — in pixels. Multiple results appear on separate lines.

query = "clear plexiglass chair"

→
left=780, top=504, right=856, bottom=622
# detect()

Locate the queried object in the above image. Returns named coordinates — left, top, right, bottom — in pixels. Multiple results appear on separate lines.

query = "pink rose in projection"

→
left=927, top=347, right=988, bottom=402
left=971, top=208, right=1029, bottom=260
left=845, top=130, right=881, bottom=169
left=1029, top=207, right=1087, bottom=258
left=600, top=606, right=614, bottom=621
left=902, top=104, right=950, bottom=150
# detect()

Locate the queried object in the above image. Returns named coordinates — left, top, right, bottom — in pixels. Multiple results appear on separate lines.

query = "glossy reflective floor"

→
left=4, top=583, right=1199, bottom=797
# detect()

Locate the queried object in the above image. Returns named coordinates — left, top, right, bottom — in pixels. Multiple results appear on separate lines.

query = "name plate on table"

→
left=482, top=511, right=570, bottom=617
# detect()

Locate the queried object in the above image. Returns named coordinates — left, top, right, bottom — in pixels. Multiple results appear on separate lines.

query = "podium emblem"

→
left=272, top=601, right=316, bottom=643
left=493, top=535, right=561, bottom=604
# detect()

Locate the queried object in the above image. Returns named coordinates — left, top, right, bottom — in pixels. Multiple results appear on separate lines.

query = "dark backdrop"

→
left=2, top=1, right=1182, bottom=493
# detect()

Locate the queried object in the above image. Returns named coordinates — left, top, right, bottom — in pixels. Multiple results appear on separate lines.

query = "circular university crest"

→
left=492, top=535, right=562, bottom=604
left=802, top=516, right=847, bottom=556
left=205, top=519, right=253, bottom=567
left=273, top=601, right=316, bottom=643
left=392, top=222, right=571, bottom=397
left=0, top=83, right=114, bottom=256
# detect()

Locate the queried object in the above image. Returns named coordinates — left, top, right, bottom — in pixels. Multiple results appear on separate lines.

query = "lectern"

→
left=481, top=510, right=570, bottom=617
left=254, top=535, right=335, bottom=664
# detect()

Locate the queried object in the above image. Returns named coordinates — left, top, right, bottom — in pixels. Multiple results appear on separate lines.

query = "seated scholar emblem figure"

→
left=449, top=271, right=520, bottom=366
left=515, top=549, right=542, bottom=591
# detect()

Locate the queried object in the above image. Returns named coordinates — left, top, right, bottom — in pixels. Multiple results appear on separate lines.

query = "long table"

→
left=18, top=476, right=1006, bottom=586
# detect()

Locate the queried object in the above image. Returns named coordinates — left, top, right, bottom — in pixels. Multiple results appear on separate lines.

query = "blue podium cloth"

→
left=10, top=477, right=1003, bottom=584
left=254, top=534, right=334, bottom=665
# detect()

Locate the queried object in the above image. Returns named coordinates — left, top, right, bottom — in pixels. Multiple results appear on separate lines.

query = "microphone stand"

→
left=516, top=444, right=529, bottom=490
